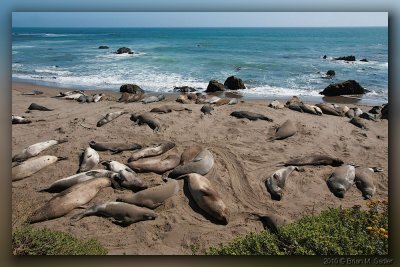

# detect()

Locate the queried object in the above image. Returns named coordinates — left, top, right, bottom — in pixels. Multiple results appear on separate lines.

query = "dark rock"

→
left=116, top=47, right=133, bottom=54
left=381, top=103, right=388, bottom=120
left=224, top=76, right=246, bottom=90
left=319, top=80, right=369, bottom=96
left=120, top=84, right=144, bottom=94
left=98, top=46, right=109, bottom=49
left=334, top=55, right=356, bottom=61
left=323, top=55, right=327, bottom=59
left=326, top=70, right=336, bottom=77
left=360, top=58, right=368, bottom=62
left=173, top=86, right=197, bottom=93
left=206, top=80, right=225, bottom=93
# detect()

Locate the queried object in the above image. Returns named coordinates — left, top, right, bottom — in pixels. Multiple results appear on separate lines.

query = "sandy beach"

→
left=11, top=81, right=388, bottom=255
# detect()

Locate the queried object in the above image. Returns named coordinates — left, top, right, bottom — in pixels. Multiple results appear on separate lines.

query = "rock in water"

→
left=224, top=76, right=245, bottom=90
left=205, top=80, right=225, bottom=92
left=116, top=47, right=133, bottom=54
left=334, top=55, right=356, bottom=61
left=319, top=80, right=369, bottom=96
left=120, top=84, right=144, bottom=94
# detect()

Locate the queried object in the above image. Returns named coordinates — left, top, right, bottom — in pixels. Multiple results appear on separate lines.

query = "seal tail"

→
left=36, top=186, right=51, bottom=193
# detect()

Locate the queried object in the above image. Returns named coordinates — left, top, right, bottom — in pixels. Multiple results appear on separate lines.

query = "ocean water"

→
left=12, top=27, right=388, bottom=104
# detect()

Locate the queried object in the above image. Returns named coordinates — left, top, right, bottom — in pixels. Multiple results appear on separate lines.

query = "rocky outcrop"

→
left=98, top=46, right=109, bottom=49
left=224, top=76, right=246, bottom=90
left=205, top=80, right=225, bottom=93
left=173, top=86, right=197, bottom=93
left=120, top=84, right=144, bottom=94
left=334, top=55, right=356, bottom=61
left=116, top=47, right=134, bottom=54
left=360, top=58, right=368, bottom=62
left=326, top=70, right=336, bottom=77
left=319, top=80, right=369, bottom=96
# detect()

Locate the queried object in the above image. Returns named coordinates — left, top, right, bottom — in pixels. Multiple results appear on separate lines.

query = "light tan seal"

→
left=269, top=119, right=297, bottom=141
left=70, top=202, right=157, bottom=226
left=37, top=169, right=117, bottom=193
left=101, top=160, right=147, bottom=191
left=97, top=111, right=127, bottom=127
left=128, top=142, right=176, bottom=161
left=326, top=164, right=355, bottom=198
left=13, top=139, right=68, bottom=162
left=117, top=178, right=179, bottom=209
left=281, top=154, right=344, bottom=167
left=183, top=173, right=229, bottom=225
left=164, top=147, right=214, bottom=180
left=28, top=177, right=112, bottom=223
left=127, top=148, right=180, bottom=174
left=12, top=155, right=67, bottom=181
left=355, top=167, right=383, bottom=199
left=265, top=166, right=300, bottom=200
left=77, top=147, right=99, bottom=173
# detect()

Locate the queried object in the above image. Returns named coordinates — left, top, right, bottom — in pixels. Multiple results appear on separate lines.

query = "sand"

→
left=11, top=82, right=388, bottom=255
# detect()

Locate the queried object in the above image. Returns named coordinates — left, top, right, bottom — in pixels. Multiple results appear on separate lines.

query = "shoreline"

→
left=12, top=80, right=385, bottom=107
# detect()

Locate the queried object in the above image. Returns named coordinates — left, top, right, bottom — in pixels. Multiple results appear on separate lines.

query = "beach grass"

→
left=205, top=200, right=388, bottom=255
left=12, top=226, right=108, bottom=255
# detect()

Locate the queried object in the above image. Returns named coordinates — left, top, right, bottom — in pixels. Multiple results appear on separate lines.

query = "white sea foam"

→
left=12, top=45, right=34, bottom=49
left=34, top=68, right=73, bottom=76
left=239, top=84, right=322, bottom=98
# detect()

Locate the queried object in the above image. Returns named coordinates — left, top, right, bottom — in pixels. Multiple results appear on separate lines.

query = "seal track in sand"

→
left=210, top=146, right=277, bottom=215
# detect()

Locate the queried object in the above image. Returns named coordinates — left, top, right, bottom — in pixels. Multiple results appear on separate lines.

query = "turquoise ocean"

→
left=12, top=27, right=388, bottom=104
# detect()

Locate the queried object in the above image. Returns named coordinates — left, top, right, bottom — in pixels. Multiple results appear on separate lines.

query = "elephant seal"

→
left=117, top=178, right=179, bottom=209
left=89, top=141, right=142, bottom=153
left=127, top=148, right=181, bottom=174
left=247, top=213, right=291, bottom=233
left=215, top=98, right=231, bottom=106
left=228, top=98, right=238, bottom=105
left=12, top=155, right=67, bottom=181
left=326, top=164, right=355, bottom=198
left=281, top=154, right=344, bottom=167
left=315, top=103, right=342, bottom=116
left=28, top=177, right=112, bottom=224
left=101, top=160, right=147, bottom=191
left=280, top=154, right=343, bottom=167
left=288, top=104, right=303, bottom=113
left=93, top=94, right=103, bottom=102
left=97, top=111, right=127, bottom=127
left=128, top=142, right=176, bottom=161
left=268, top=100, right=285, bottom=109
left=300, top=103, right=319, bottom=115
left=130, top=113, right=161, bottom=132
left=201, top=104, right=214, bottom=115
left=70, top=202, right=157, bottom=226
left=355, top=167, right=383, bottom=199
left=230, top=111, right=273, bottom=122
left=353, top=107, right=363, bottom=117
left=21, top=90, right=43, bottom=95
left=265, top=166, right=299, bottom=200
left=345, top=109, right=355, bottom=118
left=150, top=105, right=191, bottom=113
left=360, top=112, right=379, bottom=121
left=164, top=147, right=214, bottom=180
left=37, top=169, right=117, bottom=193
left=13, top=139, right=68, bottom=162
left=12, top=115, right=32, bottom=124
left=350, top=117, right=368, bottom=130
left=77, top=147, right=100, bottom=173
left=28, top=103, right=54, bottom=111
left=269, top=119, right=297, bottom=141
left=184, top=173, right=229, bottom=225
left=141, top=94, right=165, bottom=104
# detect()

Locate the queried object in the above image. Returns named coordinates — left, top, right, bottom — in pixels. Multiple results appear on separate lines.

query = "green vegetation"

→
left=12, top=226, right=108, bottom=255
left=206, top=200, right=388, bottom=255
